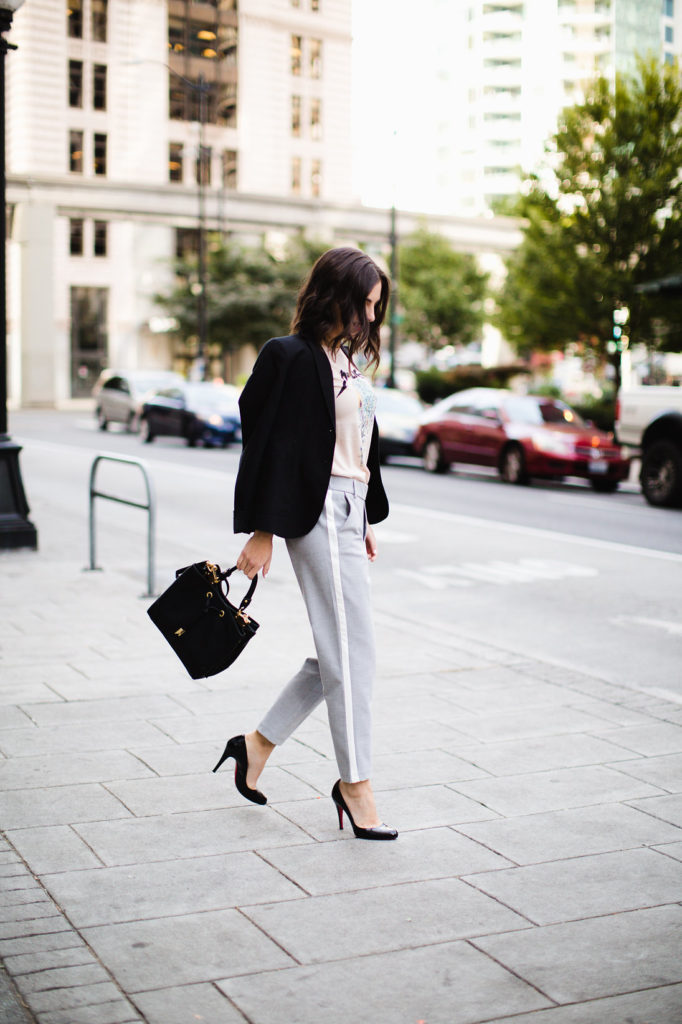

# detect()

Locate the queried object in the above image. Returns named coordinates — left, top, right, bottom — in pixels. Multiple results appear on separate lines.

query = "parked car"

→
left=93, top=369, right=184, bottom=432
left=616, top=385, right=682, bottom=508
left=375, top=388, right=424, bottom=462
left=414, top=387, right=630, bottom=492
left=140, top=381, right=241, bottom=447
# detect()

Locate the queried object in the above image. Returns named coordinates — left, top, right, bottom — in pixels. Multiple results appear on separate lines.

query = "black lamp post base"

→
left=0, top=439, right=38, bottom=550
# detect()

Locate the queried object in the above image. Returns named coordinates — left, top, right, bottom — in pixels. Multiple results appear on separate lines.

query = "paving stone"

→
left=0, top=903, right=59, bottom=924
left=133, top=983, right=244, bottom=1024
left=370, top=718, right=478, bottom=756
left=444, top=679, right=575, bottom=713
left=600, top=722, right=682, bottom=756
left=472, top=905, right=682, bottom=1003
left=7, top=826, right=104, bottom=874
left=19, top=696, right=189, bottom=728
left=243, top=876, right=529, bottom=963
left=610, top=752, right=682, bottom=792
left=0, top=749, right=155, bottom=790
left=83, top=908, right=294, bottom=991
left=41, top=851, right=304, bottom=927
left=0, top=864, right=29, bottom=879
left=23, top=981, right=126, bottom=1015
left=73, top=805, right=312, bottom=866
left=446, top=705, right=623, bottom=744
left=0, top=917, right=71, bottom=941
left=628, top=792, right=682, bottom=828
left=654, top=841, right=682, bottom=862
left=0, top=708, right=34, bottom=730
left=568, top=699, right=669, bottom=728
left=0, top=932, right=85, bottom=958
left=219, top=939, right=552, bottom=1024
left=482, top=984, right=682, bottom=1024
left=4, top=945, right=95, bottom=976
left=0, top=722, right=173, bottom=759
left=38, top=1001, right=142, bottom=1024
left=0, top=873, right=40, bottom=891
left=256, top=826, right=513, bottom=896
left=452, top=765, right=663, bottom=817
left=0, top=886, right=46, bottom=907
left=463, top=847, right=682, bottom=924
left=125, top=741, right=216, bottom=776
left=16, top=963, right=110, bottom=994
left=0, top=785, right=131, bottom=829
left=287, top=747, right=489, bottom=794
left=454, top=733, right=638, bottom=776
left=456, top=803, right=682, bottom=864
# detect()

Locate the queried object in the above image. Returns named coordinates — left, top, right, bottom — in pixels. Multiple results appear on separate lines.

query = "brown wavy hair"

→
left=291, top=247, right=389, bottom=371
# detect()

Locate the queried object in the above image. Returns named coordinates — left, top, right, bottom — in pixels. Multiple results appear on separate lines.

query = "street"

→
left=11, top=408, right=682, bottom=698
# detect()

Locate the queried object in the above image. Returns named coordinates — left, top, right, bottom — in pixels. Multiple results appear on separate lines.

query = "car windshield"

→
left=376, top=391, right=423, bottom=415
left=184, top=384, right=239, bottom=412
left=503, top=396, right=586, bottom=428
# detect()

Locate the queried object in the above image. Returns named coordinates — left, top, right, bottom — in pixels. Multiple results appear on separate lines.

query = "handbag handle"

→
left=224, top=564, right=258, bottom=612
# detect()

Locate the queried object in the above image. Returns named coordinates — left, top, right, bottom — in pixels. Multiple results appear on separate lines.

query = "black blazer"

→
left=233, top=334, right=389, bottom=538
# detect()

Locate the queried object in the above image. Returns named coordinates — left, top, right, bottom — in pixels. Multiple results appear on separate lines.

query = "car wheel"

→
left=187, top=435, right=198, bottom=448
left=641, top=439, right=682, bottom=507
left=501, top=444, right=529, bottom=485
left=423, top=438, right=449, bottom=474
left=140, top=418, right=154, bottom=444
left=96, top=408, right=108, bottom=431
left=590, top=478, right=619, bottom=493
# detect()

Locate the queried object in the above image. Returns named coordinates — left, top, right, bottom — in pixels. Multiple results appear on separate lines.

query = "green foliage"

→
left=398, top=227, right=488, bottom=349
left=155, top=236, right=327, bottom=355
left=496, top=58, right=682, bottom=373
left=569, top=391, right=617, bottom=432
left=415, top=364, right=529, bottom=405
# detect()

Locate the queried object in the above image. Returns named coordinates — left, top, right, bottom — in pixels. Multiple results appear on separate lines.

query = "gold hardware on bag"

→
left=206, top=591, right=212, bottom=598
left=174, top=628, right=185, bottom=637
left=218, top=610, right=225, bottom=618
left=237, top=610, right=250, bottom=624
left=205, top=562, right=221, bottom=584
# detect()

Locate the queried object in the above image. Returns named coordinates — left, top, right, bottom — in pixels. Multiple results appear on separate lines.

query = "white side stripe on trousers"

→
left=324, top=491, right=359, bottom=781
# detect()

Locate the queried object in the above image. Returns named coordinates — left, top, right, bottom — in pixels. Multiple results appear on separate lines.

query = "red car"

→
left=414, top=387, right=630, bottom=492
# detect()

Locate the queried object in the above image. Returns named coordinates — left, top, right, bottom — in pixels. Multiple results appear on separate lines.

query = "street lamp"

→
left=0, top=0, right=37, bottom=550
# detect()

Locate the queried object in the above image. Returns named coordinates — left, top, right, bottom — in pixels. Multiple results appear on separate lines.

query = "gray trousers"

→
left=257, top=477, right=375, bottom=783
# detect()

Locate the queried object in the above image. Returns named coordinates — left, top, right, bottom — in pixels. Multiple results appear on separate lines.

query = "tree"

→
left=398, top=227, right=488, bottom=350
left=496, top=58, right=682, bottom=383
left=155, top=236, right=327, bottom=362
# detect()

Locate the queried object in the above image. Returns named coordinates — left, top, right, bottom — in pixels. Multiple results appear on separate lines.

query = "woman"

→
left=213, top=247, right=398, bottom=840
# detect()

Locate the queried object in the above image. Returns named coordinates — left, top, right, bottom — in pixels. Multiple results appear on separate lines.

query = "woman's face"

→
left=349, top=279, right=382, bottom=335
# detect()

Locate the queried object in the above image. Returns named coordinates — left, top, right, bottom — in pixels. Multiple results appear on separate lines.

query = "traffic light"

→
left=613, top=306, right=629, bottom=352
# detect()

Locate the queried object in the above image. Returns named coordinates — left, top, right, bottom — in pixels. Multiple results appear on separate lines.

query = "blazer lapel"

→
left=306, top=336, right=335, bottom=426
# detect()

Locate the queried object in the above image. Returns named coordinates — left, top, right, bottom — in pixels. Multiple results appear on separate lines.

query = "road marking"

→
left=393, top=502, right=682, bottom=564
left=398, top=558, right=597, bottom=589
left=611, top=616, right=682, bottom=638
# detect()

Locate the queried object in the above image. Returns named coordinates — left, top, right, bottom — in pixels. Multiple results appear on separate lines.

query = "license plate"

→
left=589, top=460, right=608, bottom=474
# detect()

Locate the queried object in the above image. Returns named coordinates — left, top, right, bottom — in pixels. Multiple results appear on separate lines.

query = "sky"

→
left=351, top=0, right=467, bottom=212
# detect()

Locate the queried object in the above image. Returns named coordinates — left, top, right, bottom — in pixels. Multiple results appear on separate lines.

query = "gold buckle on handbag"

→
left=205, top=561, right=221, bottom=585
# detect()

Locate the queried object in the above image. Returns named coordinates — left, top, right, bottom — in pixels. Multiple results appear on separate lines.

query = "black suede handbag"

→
left=147, top=561, right=259, bottom=679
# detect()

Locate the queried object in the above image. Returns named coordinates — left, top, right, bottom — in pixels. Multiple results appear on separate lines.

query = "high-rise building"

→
left=6, top=0, right=355, bottom=404
left=456, top=0, right=682, bottom=215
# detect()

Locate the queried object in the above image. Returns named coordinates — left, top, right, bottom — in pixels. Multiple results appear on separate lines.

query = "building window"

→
left=665, top=0, right=673, bottom=16
left=311, top=0, right=320, bottom=9
left=69, top=60, right=83, bottom=107
left=94, top=133, right=107, bottom=175
left=665, top=51, right=674, bottom=65
left=665, top=25, right=674, bottom=42
left=291, top=95, right=302, bottom=136
left=69, top=130, right=84, bottom=173
left=196, top=145, right=212, bottom=186
left=291, top=34, right=302, bottom=75
left=309, top=39, right=322, bottom=78
left=169, top=142, right=183, bottom=182
left=291, top=156, right=302, bottom=194
left=91, top=0, right=107, bottom=42
left=311, top=159, right=321, bottom=197
left=222, top=149, right=237, bottom=189
left=94, top=221, right=107, bottom=257
left=169, top=77, right=237, bottom=127
left=310, top=97, right=321, bottom=140
left=69, top=218, right=84, bottom=255
left=93, top=64, right=107, bottom=110
left=67, top=0, right=82, bottom=38
left=176, top=227, right=200, bottom=259
left=70, top=286, right=108, bottom=399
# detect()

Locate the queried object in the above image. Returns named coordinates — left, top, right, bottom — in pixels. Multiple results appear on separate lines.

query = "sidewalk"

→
left=1, top=503, right=682, bottom=1024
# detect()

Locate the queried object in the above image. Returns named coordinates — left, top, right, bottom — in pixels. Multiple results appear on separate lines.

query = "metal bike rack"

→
left=88, top=453, right=156, bottom=598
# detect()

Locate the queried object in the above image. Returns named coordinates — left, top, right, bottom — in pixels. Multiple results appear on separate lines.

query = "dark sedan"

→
left=414, top=387, right=630, bottom=492
left=140, top=382, right=241, bottom=448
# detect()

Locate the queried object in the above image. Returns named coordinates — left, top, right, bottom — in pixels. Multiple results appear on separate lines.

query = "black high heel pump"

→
left=331, top=780, right=398, bottom=840
left=213, top=735, right=267, bottom=806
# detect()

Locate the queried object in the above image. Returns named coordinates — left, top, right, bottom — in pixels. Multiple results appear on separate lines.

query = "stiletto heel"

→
left=331, top=780, right=398, bottom=841
left=213, top=735, right=267, bottom=806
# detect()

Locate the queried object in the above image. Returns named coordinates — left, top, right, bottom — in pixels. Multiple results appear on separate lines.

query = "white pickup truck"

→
left=615, top=386, right=682, bottom=507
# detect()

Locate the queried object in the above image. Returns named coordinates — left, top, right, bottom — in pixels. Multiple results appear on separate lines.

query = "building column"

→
left=12, top=200, right=58, bottom=407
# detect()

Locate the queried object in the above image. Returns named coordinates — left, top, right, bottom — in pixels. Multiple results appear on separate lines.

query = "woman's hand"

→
left=237, top=531, right=273, bottom=579
left=365, top=524, right=377, bottom=562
